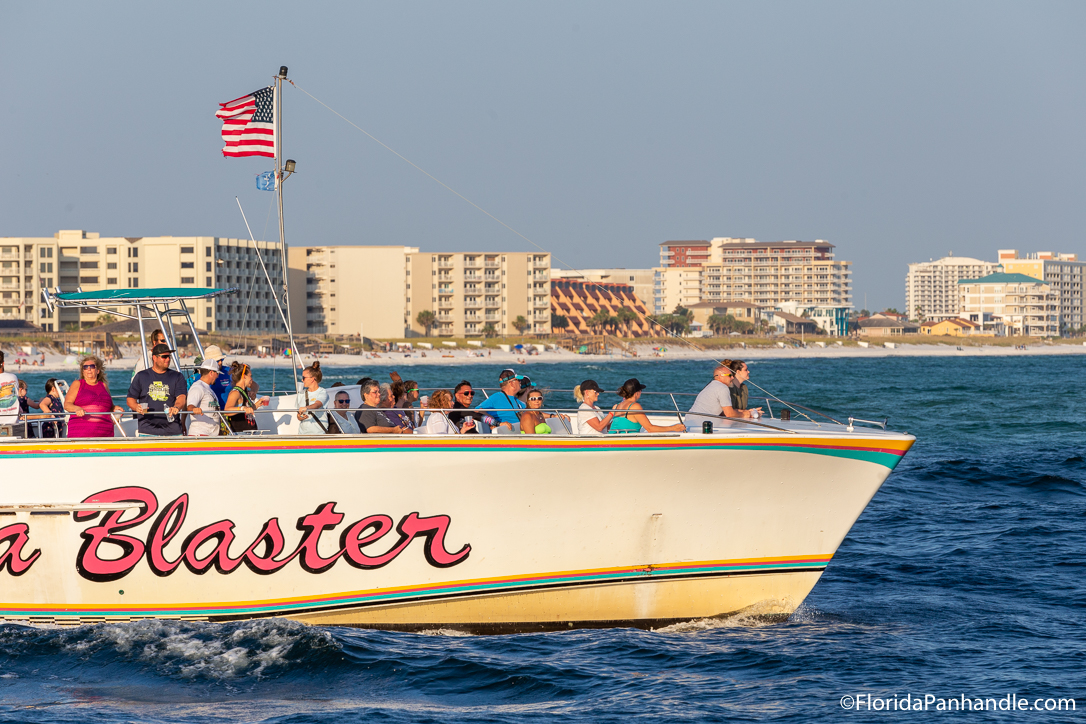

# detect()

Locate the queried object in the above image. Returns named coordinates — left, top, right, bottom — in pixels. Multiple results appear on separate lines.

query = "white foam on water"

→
left=654, top=597, right=799, bottom=633
left=59, top=618, right=336, bottom=681
left=415, top=628, right=474, bottom=637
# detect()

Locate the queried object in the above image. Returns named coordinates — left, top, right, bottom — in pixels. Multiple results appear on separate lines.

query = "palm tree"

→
left=416, top=310, right=436, bottom=336
left=589, top=310, right=611, bottom=335
left=551, top=313, right=569, bottom=331
left=482, top=322, right=497, bottom=338
left=512, top=315, right=530, bottom=335
left=616, top=308, right=638, bottom=337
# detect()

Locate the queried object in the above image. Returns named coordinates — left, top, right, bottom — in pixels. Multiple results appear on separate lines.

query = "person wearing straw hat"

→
left=199, top=344, right=232, bottom=407
left=186, top=358, right=224, bottom=437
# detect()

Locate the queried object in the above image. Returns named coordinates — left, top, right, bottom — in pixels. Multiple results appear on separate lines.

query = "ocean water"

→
left=3, top=355, right=1083, bottom=722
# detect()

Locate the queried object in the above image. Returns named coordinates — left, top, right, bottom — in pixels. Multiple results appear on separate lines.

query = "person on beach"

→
left=727, top=360, right=763, bottom=418
left=127, top=344, right=187, bottom=436
left=356, top=379, right=410, bottom=434
left=475, top=369, right=526, bottom=431
left=296, top=361, right=330, bottom=435
left=185, top=359, right=224, bottom=437
left=68, top=355, right=124, bottom=438
left=610, top=378, right=685, bottom=434
left=38, top=378, right=65, bottom=437
left=0, top=351, right=20, bottom=435
left=574, top=379, right=614, bottom=435
left=423, top=390, right=475, bottom=434
left=519, top=389, right=569, bottom=434
left=224, top=362, right=268, bottom=433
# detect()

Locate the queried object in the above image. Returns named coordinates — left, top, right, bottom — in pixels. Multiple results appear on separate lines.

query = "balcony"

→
left=484, top=260, right=500, bottom=268
left=532, top=259, right=549, bottom=269
left=463, top=258, right=482, bottom=268
left=484, top=298, right=500, bottom=308
left=464, top=273, right=482, bottom=281
left=437, top=314, right=454, bottom=322
left=437, top=327, right=455, bottom=337
left=464, top=299, right=483, bottom=309
left=437, top=259, right=455, bottom=269
left=533, top=298, right=549, bottom=308
left=484, top=313, right=500, bottom=321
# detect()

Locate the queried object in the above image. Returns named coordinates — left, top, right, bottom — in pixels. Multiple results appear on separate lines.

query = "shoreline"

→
left=3, top=341, right=1085, bottom=373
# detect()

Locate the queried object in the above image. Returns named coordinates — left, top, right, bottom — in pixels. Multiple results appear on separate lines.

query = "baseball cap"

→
left=151, top=343, right=176, bottom=357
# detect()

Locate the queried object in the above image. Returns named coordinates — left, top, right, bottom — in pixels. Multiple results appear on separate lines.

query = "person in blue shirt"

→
left=199, top=345, right=233, bottom=407
left=476, top=369, right=526, bottom=430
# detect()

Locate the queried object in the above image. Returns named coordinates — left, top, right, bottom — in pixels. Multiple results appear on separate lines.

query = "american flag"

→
left=216, top=87, right=275, bottom=158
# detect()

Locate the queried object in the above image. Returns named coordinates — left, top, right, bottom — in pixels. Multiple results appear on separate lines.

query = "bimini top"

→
left=52, top=287, right=238, bottom=304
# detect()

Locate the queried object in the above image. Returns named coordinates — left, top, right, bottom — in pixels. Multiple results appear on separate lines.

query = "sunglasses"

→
left=458, top=390, right=475, bottom=397
left=82, top=364, right=97, bottom=370
left=155, top=354, right=171, bottom=359
left=528, top=396, right=543, bottom=402
left=335, top=398, right=350, bottom=404
left=406, top=388, right=418, bottom=393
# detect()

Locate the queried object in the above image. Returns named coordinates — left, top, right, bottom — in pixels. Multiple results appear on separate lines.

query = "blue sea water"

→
left=2, top=355, right=1083, bottom=722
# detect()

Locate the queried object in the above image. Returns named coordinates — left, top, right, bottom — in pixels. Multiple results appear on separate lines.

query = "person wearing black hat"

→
left=126, top=343, right=187, bottom=436
left=574, top=379, right=614, bottom=435
left=610, top=378, right=685, bottom=434
left=475, top=369, right=526, bottom=430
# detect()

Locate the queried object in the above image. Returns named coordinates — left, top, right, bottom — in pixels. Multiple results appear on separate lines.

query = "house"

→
left=919, top=318, right=990, bottom=337
left=857, top=316, right=921, bottom=336
left=772, top=312, right=819, bottom=335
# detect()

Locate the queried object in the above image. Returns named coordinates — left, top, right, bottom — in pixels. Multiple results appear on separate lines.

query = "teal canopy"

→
left=54, top=287, right=238, bottom=303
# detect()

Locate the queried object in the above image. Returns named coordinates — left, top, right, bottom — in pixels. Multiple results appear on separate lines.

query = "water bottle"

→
left=702, top=421, right=713, bottom=434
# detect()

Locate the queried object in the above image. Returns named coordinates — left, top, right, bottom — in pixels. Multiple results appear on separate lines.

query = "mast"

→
left=274, top=65, right=302, bottom=391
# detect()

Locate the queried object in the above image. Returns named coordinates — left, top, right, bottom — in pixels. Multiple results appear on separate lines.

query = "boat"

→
left=0, top=289, right=914, bottom=633
left=0, top=67, right=915, bottom=632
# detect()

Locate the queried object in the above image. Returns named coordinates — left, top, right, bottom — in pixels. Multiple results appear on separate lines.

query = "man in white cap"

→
left=185, top=357, right=223, bottom=437
left=200, top=345, right=232, bottom=407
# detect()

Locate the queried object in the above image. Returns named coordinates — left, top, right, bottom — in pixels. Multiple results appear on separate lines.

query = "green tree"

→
left=416, top=310, right=436, bottom=336
left=96, top=313, right=116, bottom=326
left=512, top=315, right=530, bottom=335
left=616, top=308, right=638, bottom=336
left=589, top=310, right=611, bottom=335
left=551, top=313, right=569, bottom=330
left=707, top=313, right=735, bottom=336
left=482, top=322, right=498, bottom=338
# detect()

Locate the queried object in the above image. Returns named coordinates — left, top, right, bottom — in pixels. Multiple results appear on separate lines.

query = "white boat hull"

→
left=0, top=429, right=913, bottom=632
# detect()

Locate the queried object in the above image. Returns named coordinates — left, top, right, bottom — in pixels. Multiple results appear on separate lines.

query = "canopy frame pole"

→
left=135, top=303, right=149, bottom=370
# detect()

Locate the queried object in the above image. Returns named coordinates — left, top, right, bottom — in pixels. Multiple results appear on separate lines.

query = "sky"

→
left=2, top=1, right=1084, bottom=311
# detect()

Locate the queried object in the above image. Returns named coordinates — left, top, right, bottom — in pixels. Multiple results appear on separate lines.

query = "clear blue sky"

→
left=2, top=1, right=1083, bottom=311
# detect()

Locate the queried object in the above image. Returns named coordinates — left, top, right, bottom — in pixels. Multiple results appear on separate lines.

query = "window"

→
left=106, top=262, right=117, bottom=270
left=131, top=278, right=139, bottom=288
left=205, top=262, right=212, bottom=272
left=40, top=263, right=52, bottom=273
left=206, top=277, right=212, bottom=286
left=180, top=246, right=194, bottom=254
left=128, top=262, right=138, bottom=272
left=80, top=246, right=98, bottom=254
left=107, top=247, right=117, bottom=255
left=40, top=248, right=53, bottom=259
left=205, top=247, right=212, bottom=257
left=206, top=308, right=213, bottom=317
left=107, top=278, right=117, bottom=285
left=80, top=261, right=98, bottom=269
left=181, top=277, right=195, bottom=284
left=181, top=262, right=195, bottom=269
left=128, top=248, right=138, bottom=258
left=79, top=276, right=98, bottom=284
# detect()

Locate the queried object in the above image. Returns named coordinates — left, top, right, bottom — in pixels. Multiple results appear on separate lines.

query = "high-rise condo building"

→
left=653, top=237, right=852, bottom=314
left=0, top=230, right=283, bottom=333
left=905, top=256, right=1001, bottom=321
left=998, top=250, right=1085, bottom=333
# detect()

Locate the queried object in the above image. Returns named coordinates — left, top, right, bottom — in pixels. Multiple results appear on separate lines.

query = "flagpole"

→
left=274, top=65, right=302, bottom=392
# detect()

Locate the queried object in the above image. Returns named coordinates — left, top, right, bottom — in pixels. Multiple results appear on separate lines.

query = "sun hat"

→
left=202, top=345, right=226, bottom=361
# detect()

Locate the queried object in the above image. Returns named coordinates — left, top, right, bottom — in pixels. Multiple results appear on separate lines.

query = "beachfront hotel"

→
left=288, top=246, right=551, bottom=338
left=653, top=237, right=853, bottom=325
left=0, top=231, right=283, bottom=333
left=958, top=273, right=1059, bottom=337
left=905, top=256, right=1001, bottom=321
left=998, top=250, right=1085, bottom=333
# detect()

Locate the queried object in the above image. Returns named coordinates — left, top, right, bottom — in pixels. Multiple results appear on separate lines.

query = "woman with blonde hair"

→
left=423, top=390, right=475, bottom=434
left=65, top=355, right=122, bottom=438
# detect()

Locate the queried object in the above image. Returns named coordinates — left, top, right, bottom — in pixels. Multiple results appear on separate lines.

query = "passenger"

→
left=381, top=382, right=415, bottom=430
left=296, top=361, right=330, bottom=435
left=727, top=360, right=763, bottom=418
left=396, top=378, right=421, bottom=427
left=685, top=364, right=742, bottom=431
left=224, top=362, right=269, bottom=432
left=329, top=389, right=361, bottom=434
left=356, top=379, right=410, bottom=434
left=518, top=390, right=570, bottom=434
left=66, top=355, right=123, bottom=438
left=200, top=344, right=231, bottom=407
left=131, top=328, right=168, bottom=379
left=610, top=378, right=685, bottom=434
left=38, top=378, right=65, bottom=438
left=127, top=344, right=187, bottom=436
left=446, top=380, right=487, bottom=435
left=574, top=379, right=614, bottom=435
left=423, top=390, right=476, bottom=434
left=0, top=351, right=20, bottom=434
left=185, top=358, right=224, bottom=437
left=475, top=369, right=526, bottom=431
left=515, top=375, right=535, bottom=403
